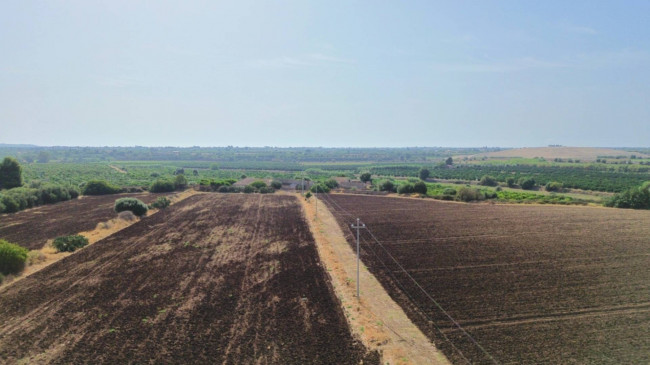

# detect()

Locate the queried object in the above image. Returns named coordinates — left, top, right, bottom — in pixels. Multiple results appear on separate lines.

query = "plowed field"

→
left=0, top=193, right=168, bottom=250
left=322, top=194, right=650, bottom=364
left=0, top=194, right=377, bottom=364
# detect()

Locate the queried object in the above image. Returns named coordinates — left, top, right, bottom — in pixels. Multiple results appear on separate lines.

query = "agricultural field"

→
left=466, top=147, right=649, bottom=161
left=0, top=194, right=378, bottom=364
left=322, top=194, right=650, bottom=364
left=0, top=193, right=169, bottom=250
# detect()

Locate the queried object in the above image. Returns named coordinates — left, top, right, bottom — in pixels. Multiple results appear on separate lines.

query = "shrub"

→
left=442, top=188, right=457, bottom=196
left=0, top=239, right=29, bottom=275
left=150, top=179, right=175, bottom=193
left=249, top=181, right=267, bottom=189
left=52, top=235, right=89, bottom=253
left=324, top=179, right=339, bottom=189
left=519, top=177, right=536, bottom=190
left=456, top=187, right=483, bottom=202
left=305, top=191, right=312, bottom=199
left=243, top=185, right=255, bottom=193
left=379, top=180, right=396, bottom=192
left=397, top=183, right=415, bottom=194
left=117, top=210, right=137, bottom=222
left=479, top=175, right=498, bottom=187
left=413, top=181, right=428, bottom=194
left=174, top=174, right=188, bottom=190
left=605, top=183, right=650, bottom=209
left=545, top=181, right=563, bottom=192
left=83, top=180, right=121, bottom=195
left=259, top=186, right=275, bottom=194
left=150, top=196, right=171, bottom=209
left=270, top=180, right=283, bottom=189
left=0, top=200, right=5, bottom=213
left=0, top=195, right=19, bottom=213
left=506, top=177, right=516, bottom=187
left=360, top=173, right=372, bottom=183
left=419, top=168, right=430, bottom=181
left=114, top=198, right=149, bottom=217
left=26, top=250, right=46, bottom=266
left=310, top=184, right=330, bottom=193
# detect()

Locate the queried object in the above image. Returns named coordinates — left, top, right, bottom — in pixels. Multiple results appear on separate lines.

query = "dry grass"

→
left=470, top=147, right=648, bottom=161
left=300, top=194, right=449, bottom=365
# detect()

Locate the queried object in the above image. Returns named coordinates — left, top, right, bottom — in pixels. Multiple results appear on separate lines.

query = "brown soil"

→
left=0, top=194, right=379, bottom=364
left=0, top=192, right=172, bottom=250
left=300, top=194, right=450, bottom=365
left=322, top=194, right=650, bottom=364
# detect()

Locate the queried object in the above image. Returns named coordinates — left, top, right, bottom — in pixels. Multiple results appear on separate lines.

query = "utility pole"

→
left=351, top=218, right=366, bottom=298
left=314, top=183, right=317, bottom=217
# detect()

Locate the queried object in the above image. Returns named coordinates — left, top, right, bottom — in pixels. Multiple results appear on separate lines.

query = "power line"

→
left=320, top=192, right=500, bottom=364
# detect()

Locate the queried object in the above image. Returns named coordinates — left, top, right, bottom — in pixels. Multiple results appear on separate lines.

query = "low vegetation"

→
left=0, top=185, right=79, bottom=213
left=114, top=197, right=149, bottom=217
left=150, top=196, right=171, bottom=209
left=0, top=239, right=29, bottom=275
left=83, top=180, right=122, bottom=195
left=52, top=235, right=89, bottom=253
left=605, top=182, right=650, bottom=209
left=150, top=179, right=175, bottom=193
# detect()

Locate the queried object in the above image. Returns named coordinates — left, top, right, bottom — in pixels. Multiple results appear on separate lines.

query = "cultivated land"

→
left=0, top=193, right=169, bottom=250
left=0, top=194, right=378, bottom=364
left=470, top=146, right=649, bottom=161
left=323, top=194, right=650, bottom=364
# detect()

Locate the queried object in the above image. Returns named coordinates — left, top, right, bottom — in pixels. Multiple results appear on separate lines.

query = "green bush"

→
left=413, top=181, right=428, bottom=194
left=150, top=196, right=171, bottom=209
left=259, top=186, right=275, bottom=194
left=379, top=180, right=396, bottom=192
left=605, top=183, right=650, bottom=209
left=397, top=183, right=415, bottom=194
left=174, top=174, right=188, bottom=190
left=52, top=235, right=89, bottom=252
left=324, top=179, right=339, bottom=189
left=249, top=180, right=267, bottom=189
left=0, top=239, right=29, bottom=275
left=545, top=181, right=563, bottom=192
left=419, top=168, right=430, bottom=181
left=442, top=188, right=457, bottom=195
left=150, top=179, right=175, bottom=193
left=479, top=175, right=498, bottom=187
left=456, top=187, right=483, bottom=202
left=519, top=177, right=536, bottom=190
left=506, top=177, right=516, bottom=187
left=83, top=180, right=122, bottom=195
left=360, top=173, right=372, bottom=183
left=270, top=180, right=283, bottom=189
left=243, top=185, right=255, bottom=193
left=115, top=197, right=149, bottom=216
left=310, top=183, right=330, bottom=193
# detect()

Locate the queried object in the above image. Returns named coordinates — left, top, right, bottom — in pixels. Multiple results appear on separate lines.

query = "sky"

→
left=1, top=1, right=649, bottom=147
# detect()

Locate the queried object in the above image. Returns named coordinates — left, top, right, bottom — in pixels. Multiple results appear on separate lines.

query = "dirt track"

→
left=323, top=194, right=650, bottom=364
left=0, top=193, right=168, bottom=250
left=0, top=194, right=378, bottom=364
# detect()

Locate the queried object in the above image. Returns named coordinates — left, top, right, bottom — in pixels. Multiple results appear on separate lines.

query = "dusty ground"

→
left=299, top=194, right=450, bottom=365
left=0, top=192, right=174, bottom=250
left=323, top=194, right=650, bottom=364
left=0, top=194, right=378, bottom=364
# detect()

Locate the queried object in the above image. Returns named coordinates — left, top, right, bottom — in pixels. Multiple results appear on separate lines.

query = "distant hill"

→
left=470, top=147, right=649, bottom=161
left=0, top=143, right=39, bottom=148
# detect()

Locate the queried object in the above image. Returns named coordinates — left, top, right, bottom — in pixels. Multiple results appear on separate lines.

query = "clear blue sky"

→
left=1, top=1, right=648, bottom=147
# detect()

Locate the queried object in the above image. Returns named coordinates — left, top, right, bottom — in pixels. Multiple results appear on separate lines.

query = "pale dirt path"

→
left=298, top=193, right=450, bottom=365
left=108, top=164, right=127, bottom=173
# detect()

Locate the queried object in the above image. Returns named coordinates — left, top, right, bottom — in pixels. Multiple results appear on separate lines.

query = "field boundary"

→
left=0, top=190, right=200, bottom=290
left=298, top=193, right=450, bottom=365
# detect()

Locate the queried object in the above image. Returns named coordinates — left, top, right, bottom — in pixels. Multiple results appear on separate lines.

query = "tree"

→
left=270, top=180, right=283, bottom=189
left=445, top=157, right=453, bottom=165
left=0, top=157, right=23, bottom=190
left=419, top=168, right=430, bottom=181
left=397, top=183, right=415, bottom=194
left=379, top=180, right=396, bottom=192
left=506, top=177, right=515, bottom=188
left=174, top=174, right=188, bottom=190
left=360, top=173, right=372, bottom=183
left=545, top=181, right=563, bottom=192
